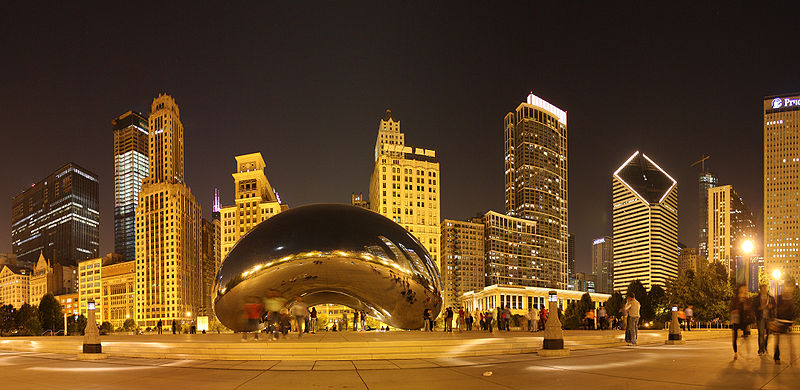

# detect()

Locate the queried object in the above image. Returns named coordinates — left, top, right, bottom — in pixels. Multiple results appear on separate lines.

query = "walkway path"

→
left=0, top=334, right=797, bottom=389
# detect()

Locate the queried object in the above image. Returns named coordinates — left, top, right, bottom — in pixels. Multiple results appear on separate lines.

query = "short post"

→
left=63, top=313, right=67, bottom=336
left=665, top=305, right=685, bottom=345
left=78, top=299, right=107, bottom=359
left=539, top=291, right=570, bottom=356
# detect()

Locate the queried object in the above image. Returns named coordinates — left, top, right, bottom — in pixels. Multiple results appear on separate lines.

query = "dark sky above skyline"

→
left=1, top=3, right=799, bottom=273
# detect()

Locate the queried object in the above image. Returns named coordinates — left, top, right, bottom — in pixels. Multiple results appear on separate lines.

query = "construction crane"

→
left=691, top=155, right=711, bottom=173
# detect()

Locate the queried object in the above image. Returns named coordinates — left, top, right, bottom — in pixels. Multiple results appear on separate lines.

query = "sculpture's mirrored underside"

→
left=213, top=204, right=443, bottom=331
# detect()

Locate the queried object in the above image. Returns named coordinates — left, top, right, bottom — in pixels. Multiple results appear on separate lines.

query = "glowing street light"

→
left=772, top=269, right=782, bottom=280
left=741, top=239, right=754, bottom=255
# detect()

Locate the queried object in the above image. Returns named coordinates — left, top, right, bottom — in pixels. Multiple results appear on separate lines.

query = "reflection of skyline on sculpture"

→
left=214, top=204, right=442, bottom=331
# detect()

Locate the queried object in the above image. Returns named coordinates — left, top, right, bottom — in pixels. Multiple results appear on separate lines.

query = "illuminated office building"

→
left=0, top=265, right=29, bottom=309
left=592, top=236, right=613, bottom=293
left=707, top=185, right=756, bottom=273
left=29, top=252, right=76, bottom=304
left=698, top=173, right=718, bottom=259
left=351, top=192, right=369, bottom=209
left=678, top=247, right=704, bottom=276
left=503, top=92, right=569, bottom=287
left=79, top=254, right=134, bottom=328
left=11, top=163, right=100, bottom=269
left=55, top=292, right=79, bottom=316
left=113, top=110, right=149, bottom=262
left=200, top=216, right=220, bottom=317
left=219, top=152, right=287, bottom=261
left=441, top=218, right=485, bottom=309
left=135, top=94, right=203, bottom=328
left=764, top=93, right=800, bottom=281
left=368, top=109, right=441, bottom=268
left=612, top=151, right=678, bottom=293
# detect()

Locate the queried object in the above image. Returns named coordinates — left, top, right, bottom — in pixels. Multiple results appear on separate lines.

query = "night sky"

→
left=2, top=3, right=799, bottom=273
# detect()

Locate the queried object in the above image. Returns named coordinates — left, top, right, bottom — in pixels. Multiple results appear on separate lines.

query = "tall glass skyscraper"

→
left=11, top=163, right=100, bottom=268
left=698, top=172, right=718, bottom=259
left=504, top=92, right=569, bottom=288
left=113, top=111, right=149, bottom=261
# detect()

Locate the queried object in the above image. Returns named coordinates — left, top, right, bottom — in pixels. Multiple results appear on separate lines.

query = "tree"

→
left=99, top=321, right=114, bottom=334
left=667, top=269, right=699, bottom=309
left=563, top=293, right=594, bottom=329
left=23, top=317, right=42, bottom=336
left=696, top=262, right=732, bottom=322
left=0, top=304, right=15, bottom=335
left=123, top=318, right=138, bottom=332
left=604, top=292, right=625, bottom=319
left=37, top=293, right=63, bottom=333
left=67, top=315, right=87, bottom=335
left=647, top=285, right=669, bottom=324
left=14, top=304, right=36, bottom=331
left=626, top=280, right=651, bottom=321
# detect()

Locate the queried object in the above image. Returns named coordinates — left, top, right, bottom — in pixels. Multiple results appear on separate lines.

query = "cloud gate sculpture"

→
left=213, top=204, right=443, bottom=331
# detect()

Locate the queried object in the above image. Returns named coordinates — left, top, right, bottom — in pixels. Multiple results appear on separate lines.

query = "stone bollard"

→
left=665, top=306, right=685, bottom=345
left=78, top=299, right=107, bottom=360
left=539, top=291, right=570, bottom=356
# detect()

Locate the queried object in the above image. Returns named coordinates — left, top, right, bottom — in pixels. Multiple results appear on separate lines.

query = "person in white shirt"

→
left=624, top=294, right=641, bottom=346
left=530, top=305, right=540, bottom=332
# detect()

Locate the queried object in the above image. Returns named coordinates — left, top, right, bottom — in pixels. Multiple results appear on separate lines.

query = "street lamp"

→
left=772, top=269, right=782, bottom=280
left=741, top=239, right=754, bottom=255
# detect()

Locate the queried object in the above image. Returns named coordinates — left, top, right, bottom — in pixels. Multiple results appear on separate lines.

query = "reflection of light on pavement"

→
left=533, top=353, right=657, bottom=371
left=28, top=366, right=154, bottom=372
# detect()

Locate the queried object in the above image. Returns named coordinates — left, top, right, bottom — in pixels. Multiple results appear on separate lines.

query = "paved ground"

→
left=0, top=333, right=797, bottom=389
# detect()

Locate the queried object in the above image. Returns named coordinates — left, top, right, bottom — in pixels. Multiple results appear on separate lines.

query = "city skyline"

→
left=1, top=4, right=799, bottom=274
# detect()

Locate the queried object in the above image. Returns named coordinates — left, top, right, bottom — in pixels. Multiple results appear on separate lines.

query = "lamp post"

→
left=539, top=291, right=569, bottom=356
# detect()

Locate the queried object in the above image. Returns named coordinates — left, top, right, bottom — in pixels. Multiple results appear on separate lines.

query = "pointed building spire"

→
left=213, top=188, right=221, bottom=213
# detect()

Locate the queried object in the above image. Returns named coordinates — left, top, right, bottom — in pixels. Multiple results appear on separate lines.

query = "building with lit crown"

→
left=135, top=94, right=203, bottom=328
left=368, top=109, right=441, bottom=268
left=0, top=265, right=30, bottom=309
left=113, top=110, right=149, bottom=262
left=592, top=236, right=613, bottom=293
left=504, top=92, right=569, bottom=288
left=441, top=218, right=485, bottom=309
left=707, top=185, right=756, bottom=274
left=612, top=151, right=678, bottom=293
left=764, top=93, right=800, bottom=282
left=219, top=152, right=287, bottom=261
left=11, top=163, right=100, bottom=269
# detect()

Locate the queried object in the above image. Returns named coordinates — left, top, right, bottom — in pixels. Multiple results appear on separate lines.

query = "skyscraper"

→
left=568, top=233, right=576, bottom=277
left=135, top=94, right=203, bottom=328
left=592, top=236, right=613, bottom=293
left=11, top=163, right=100, bottom=268
left=612, top=151, right=678, bottom=293
left=113, top=110, right=149, bottom=262
left=698, top=172, right=718, bottom=260
left=504, top=92, right=569, bottom=287
left=764, top=93, right=800, bottom=281
left=219, top=152, right=287, bottom=261
left=440, top=218, right=485, bottom=309
left=368, top=109, right=441, bottom=268
left=707, top=185, right=756, bottom=273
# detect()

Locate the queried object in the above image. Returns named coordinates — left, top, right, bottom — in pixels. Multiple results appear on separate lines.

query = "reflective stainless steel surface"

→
left=213, top=204, right=442, bottom=331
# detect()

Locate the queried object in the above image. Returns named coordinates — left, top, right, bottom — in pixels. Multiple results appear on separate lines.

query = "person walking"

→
left=624, top=293, right=640, bottom=346
left=352, top=310, right=359, bottom=331
left=310, top=307, right=318, bottom=334
left=360, top=311, right=366, bottom=331
left=156, top=319, right=163, bottom=335
left=598, top=306, right=607, bottom=330
left=342, top=312, right=348, bottom=331
left=773, top=284, right=796, bottom=364
left=730, top=284, right=750, bottom=360
left=243, top=296, right=264, bottom=341
left=753, top=284, right=776, bottom=356
left=290, top=296, right=308, bottom=338
left=685, top=305, right=694, bottom=331
left=584, top=309, right=596, bottom=330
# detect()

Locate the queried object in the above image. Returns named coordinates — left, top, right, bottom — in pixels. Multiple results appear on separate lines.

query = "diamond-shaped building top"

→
left=614, top=151, right=676, bottom=204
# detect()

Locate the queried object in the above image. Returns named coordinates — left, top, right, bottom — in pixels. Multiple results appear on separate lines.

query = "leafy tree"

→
left=667, top=269, right=699, bottom=309
left=604, top=292, right=625, bottom=319
left=23, top=317, right=42, bottom=336
left=696, top=262, right=732, bottom=322
left=37, top=293, right=63, bottom=333
left=99, top=321, right=114, bottom=334
left=67, top=315, right=87, bottom=335
left=562, top=293, right=594, bottom=329
left=123, top=318, right=138, bottom=332
left=647, top=285, right=669, bottom=324
left=626, top=280, right=651, bottom=321
left=14, top=304, right=36, bottom=330
left=0, top=304, right=15, bottom=335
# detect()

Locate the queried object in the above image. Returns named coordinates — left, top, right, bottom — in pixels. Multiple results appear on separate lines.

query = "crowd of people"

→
left=729, top=283, right=796, bottom=363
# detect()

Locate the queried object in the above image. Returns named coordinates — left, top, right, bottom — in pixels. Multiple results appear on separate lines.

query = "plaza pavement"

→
left=0, top=333, right=797, bottom=389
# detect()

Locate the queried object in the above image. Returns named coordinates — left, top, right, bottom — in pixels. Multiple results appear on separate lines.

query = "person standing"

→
left=352, top=310, right=358, bottom=331
left=457, top=307, right=465, bottom=332
left=156, top=319, right=163, bottom=335
left=360, top=310, right=366, bottom=331
left=685, top=305, right=694, bottom=331
left=539, top=307, right=548, bottom=331
left=423, top=308, right=431, bottom=331
left=243, top=296, right=264, bottom=341
left=504, top=306, right=512, bottom=331
left=342, top=312, right=348, bottom=331
left=597, top=305, right=607, bottom=330
left=530, top=305, right=540, bottom=333
left=171, top=319, right=177, bottom=335
left=753, top=284, right=776, bottom=356
left=310, top=307, right=318, bottom=334
left=290, top=296, right=308, bottom=338
left=485, top=310, right=494, bottom=332
left=624, top=293, right=640, bottom=346
left=730, top=284, right=750, bottom=359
